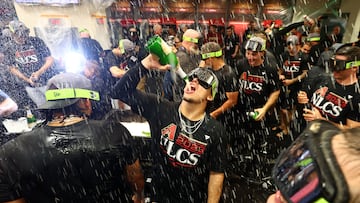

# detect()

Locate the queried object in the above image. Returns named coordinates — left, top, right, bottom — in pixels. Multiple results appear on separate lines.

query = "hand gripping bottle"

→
left=145, top=35, right=188, bottom=82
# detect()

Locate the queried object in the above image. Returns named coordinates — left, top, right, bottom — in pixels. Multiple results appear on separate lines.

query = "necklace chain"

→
left=178, top=107, right=205, bottom=135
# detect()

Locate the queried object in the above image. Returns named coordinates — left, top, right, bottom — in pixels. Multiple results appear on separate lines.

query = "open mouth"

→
left=185, top=83, right=197, bottom=94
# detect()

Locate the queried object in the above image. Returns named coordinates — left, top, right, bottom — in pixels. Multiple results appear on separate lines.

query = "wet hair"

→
left=84, top=60, right=101, bottom=77
left=201, top=42, right=222, bottom=57
left=335, top=45, right=360, bottom=61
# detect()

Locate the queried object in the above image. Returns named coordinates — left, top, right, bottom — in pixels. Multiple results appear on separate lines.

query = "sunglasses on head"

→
left=329, top=57, right=360, bottom=71
left=272, top=120, right=349, bottom=203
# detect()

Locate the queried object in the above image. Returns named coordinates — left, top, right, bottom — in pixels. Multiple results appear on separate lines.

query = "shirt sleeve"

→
left=223, top=69, right=240, bottom=93
left=346, top=95, right=360, bottom=122
left=32, top=37, right=51, bottom=59
left=267, top=64, right=281, bottom=92
left=207, top=120, right=228, bottom=172
left=0, top=90, right=9, bottom=102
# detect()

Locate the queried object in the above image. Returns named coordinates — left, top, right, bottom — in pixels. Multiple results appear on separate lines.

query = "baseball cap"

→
left=286, top=35, right=299, bottom=45
left=38, top=72, right=100, bottom=110
left=119, top=39, right=135, bottom=54
left=188, top=68, right=219, bottom=98
left=245, top=36, right=266, bottom=51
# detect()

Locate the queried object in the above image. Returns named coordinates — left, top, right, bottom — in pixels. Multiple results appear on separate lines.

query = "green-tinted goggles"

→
left=45, top=88, right=100, bottom=101
left=188, top=68, right=218, bottom=98
left=183, top=36, right=199, bottom=43
left=273, top=120, right=349, bottom=203
left=202, top=50, right=222, bottom=59
left=329, top=58, right=360, bottom=71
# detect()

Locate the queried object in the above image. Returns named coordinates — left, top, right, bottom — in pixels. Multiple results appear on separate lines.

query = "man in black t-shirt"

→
left=200, top=42, right=239, bottom=155
left=3, top=20, right=56, bottom=113
left=104, top=39, right=140, bottom=110
left=233, top=36, right=281, bottom=184
left=113, top=53, right=228, bottom=202
left=298, top=45, right=360, bottom=129
left=200, top=42, right=239, bottom=122
left=163, top=29, right=202, bottom=101
left=224, top=26, right=240, bottom=68
left=278, top=35, right=309, bottom=136
left=78, top=28, right=104, bottom=63
left=0, top=73, right=144, bottom=203
left=235, top=36, right=281, bottom=131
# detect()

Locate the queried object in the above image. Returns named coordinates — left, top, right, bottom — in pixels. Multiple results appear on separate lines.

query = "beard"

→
left=189, top=47, right=200, bottom=55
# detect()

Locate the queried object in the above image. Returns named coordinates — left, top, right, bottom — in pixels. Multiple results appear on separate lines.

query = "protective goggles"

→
left=45, top=88, right=100, bottom=101
left=188, top=68, right=218, bottom=98
left=328, top=57, right=360, bottom=71
left=8, top=24, right=29, bottom=39
left=272, top=120, right=349, bottom=203
left=182, top=36, right=199, bottom=43
left=245, top=39, right=266, bottom=51
left=201, top=50, right=222, bottom=59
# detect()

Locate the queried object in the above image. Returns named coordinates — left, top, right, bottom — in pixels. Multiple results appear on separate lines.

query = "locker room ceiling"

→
left=111, top=0, right=295, bottom=21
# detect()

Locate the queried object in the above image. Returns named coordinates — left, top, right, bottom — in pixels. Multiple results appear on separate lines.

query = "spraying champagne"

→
left=145, top=36, right=188, bottom=82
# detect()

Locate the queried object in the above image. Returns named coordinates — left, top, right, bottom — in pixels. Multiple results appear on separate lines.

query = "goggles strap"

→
left=183, top=36, right=199, bottom=43
left=45, top=88, right=100, bottom=101
left=202, top=50, right=222, bottom=59
left=314, top=197, right=330, bottom=203
left=119, top=40, right=125, bottom=54
left=79, top=28, right=89, bottom=33
left=345, top=60, right=360, bottom=69
left=307, top=37, right=321, bottom=42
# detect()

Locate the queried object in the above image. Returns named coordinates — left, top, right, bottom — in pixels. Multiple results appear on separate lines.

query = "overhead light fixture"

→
left=206, top=9, right=217, bottom=12
left=266, top=10, right=280, bottom=14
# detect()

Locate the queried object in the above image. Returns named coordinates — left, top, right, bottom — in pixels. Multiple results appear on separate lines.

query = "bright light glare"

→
left=63, top=51, right=85, bottom=73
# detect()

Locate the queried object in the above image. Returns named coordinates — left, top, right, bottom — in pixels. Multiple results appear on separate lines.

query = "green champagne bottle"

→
left=146, top=36, right=188, bottom=82
left=26, top=107, right=36, bottom=127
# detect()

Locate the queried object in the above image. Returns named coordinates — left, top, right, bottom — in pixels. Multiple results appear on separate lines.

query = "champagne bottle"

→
left=246, top=111, right=259, bottom=120
left=146, top=36, right=188, bottom=82
left=26, top=107, right=36, bottom=128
